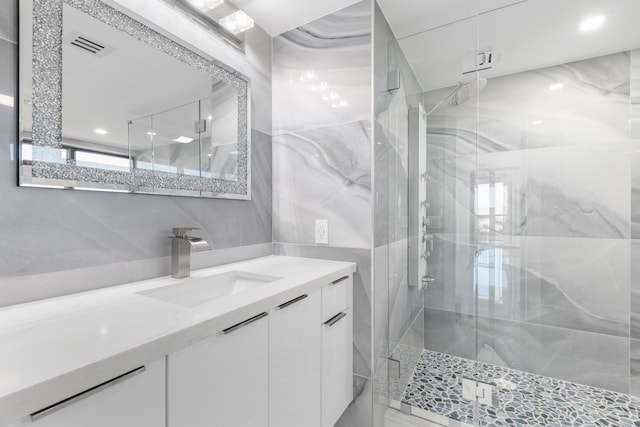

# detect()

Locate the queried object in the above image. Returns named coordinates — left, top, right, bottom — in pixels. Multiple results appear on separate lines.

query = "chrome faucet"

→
left=169, top=228, right=211, bottom=279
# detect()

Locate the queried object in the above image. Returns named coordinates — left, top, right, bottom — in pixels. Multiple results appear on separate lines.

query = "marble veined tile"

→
left=632, top=339, right=640, bottom=397
left=632, top=141, right=640, bottom=238
left=524, top=143, right=630, bottom=238
left=631, top=240, right=640, bottom=339
left=428, top=143, right=630, bottom=239
left=423, top=308, right=630, bottom=393
left=522, top=237, right=629, bottom=337
left=336, top=375, right=373, bottom=427
left=424, top=51, right=630, bottom=158
left=425, top=234, right=630, bottom=337
left=272, top=1, right=371, bottom=136
left=273, top=120, right=372, bottom=249
left=0, top=129, right=272, bottom=279
left=0, top=0, right=16, bottom=43
left=631, top=49, right=640, bottom=139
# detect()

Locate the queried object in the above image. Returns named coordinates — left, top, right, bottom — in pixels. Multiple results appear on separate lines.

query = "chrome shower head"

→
left=448, top=78, right=488, bottom=106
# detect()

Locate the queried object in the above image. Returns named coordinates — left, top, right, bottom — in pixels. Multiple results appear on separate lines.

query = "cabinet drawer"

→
left=28, top=359, right=165, bottom=427
left=322, top=307, right=353, bottom=427
left=322, top=275, right=352, bottom=320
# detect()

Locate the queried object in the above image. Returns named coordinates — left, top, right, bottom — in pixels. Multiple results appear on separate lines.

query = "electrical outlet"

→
left=315, top=219, right=329, bottom=244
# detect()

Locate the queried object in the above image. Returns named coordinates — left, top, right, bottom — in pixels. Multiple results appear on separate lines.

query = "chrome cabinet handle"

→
left=30, top=366, right=146, bottom=421
left=277, top=294, right=308, bottom=310
left=324, top=312, right=347, bottom=327
left=223, top=312, right=268, bottom=335
left=331, top=276, right=349, bottom=286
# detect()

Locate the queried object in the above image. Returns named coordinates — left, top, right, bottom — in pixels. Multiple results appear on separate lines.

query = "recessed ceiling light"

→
left=185, top=0, right=224, bottom=13
left=532, top=120, right=543, bottom=125
left=219, top=10, right=254, bottom=35
left=146, top=131, right=156, bottom=136
left=549, top=83, right=564, bottom=91
left=94, top=129, right=108, bottom=135
left=172, top=136, right=194, bottom=144
left=579, top=15, right=606, bottom=32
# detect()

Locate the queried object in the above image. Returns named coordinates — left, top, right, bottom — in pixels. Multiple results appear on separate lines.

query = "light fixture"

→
left=332, top=99, right=349, bottom=108
left=321, top=93, right=331, bottom=101
left=532, top=120, right=543, bottom=125
left=207, top=115, right=213, bottom=121
left=172, top=136, right=194, bottom=143
left=300, top=70, right=318, bottom=82
left=0, top=94, right=14, bottom=107
left=549, top=83, right=564, bottom=91
left=229, top=150, right=239, bottom=155
left=185, top=0, right=224, bottom=13
left=219, top=10, right=254, bottom=35
left=310, top=81, right=329, bottom=92
left=94, top=129, right=108, bottom=135
left=146, top=131, right=157, bottom=136
left=329, top=91, right=340, bottom=100
left=579, top=14, right=606, bottom=32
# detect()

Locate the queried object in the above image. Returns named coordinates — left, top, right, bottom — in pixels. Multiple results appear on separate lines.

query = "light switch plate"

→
left=315, top=219, right=329, bottom=244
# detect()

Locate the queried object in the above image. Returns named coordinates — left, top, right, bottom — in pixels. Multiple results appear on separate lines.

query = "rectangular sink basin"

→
left=137, top=271, right=281, bottom=308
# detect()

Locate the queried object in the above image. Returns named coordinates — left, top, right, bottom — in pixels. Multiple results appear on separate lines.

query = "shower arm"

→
left=425, top=83, right=463, bottom=116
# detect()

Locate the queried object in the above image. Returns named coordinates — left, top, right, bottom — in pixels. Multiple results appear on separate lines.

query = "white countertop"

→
left=0, top=255, right=356, bottom=425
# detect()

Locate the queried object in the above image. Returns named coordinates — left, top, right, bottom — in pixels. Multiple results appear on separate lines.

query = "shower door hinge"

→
left=194, top=119, right=207, bottom=133
left=462, top=378, right=497, bottom=406
left=387, top=70, right=400, bottom=92
left=388, top=357, right=401, bottom=379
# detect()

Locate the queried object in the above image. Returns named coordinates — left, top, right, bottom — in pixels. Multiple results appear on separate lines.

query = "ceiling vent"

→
left=65, top=32, right=114, bottom=58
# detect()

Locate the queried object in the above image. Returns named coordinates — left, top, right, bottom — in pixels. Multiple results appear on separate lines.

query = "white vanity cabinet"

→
left=167, top=311, right=269, bottom=427
left=269, top=289, right=322, bottom=427
left=322, top=275, right=354, bottom=427
left=26, top=359, right=165, bottom=427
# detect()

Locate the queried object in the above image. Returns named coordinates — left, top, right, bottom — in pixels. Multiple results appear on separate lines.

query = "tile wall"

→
left=271, top=2, right=373, bottom=425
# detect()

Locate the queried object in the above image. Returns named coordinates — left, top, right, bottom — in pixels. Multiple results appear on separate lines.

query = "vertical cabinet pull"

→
left=324, top=312, right=347, bottom=327
left=222, top=312, right=268, bottom=335
left=30, top=366, right=146, bottom=421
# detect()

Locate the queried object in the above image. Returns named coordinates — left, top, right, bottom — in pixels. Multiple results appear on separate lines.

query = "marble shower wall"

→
left=423, top=50, right=638, bottom=394
left=271, top=2, right=373, bottom=426
left=0, top=0, right=273, bottom=306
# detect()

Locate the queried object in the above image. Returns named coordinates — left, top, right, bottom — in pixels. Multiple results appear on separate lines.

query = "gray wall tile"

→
left=423, top=308, right=630, bottom=393
left=0, top=0, right=16, bottom=43
left=631, top=339, right=640, bottom=397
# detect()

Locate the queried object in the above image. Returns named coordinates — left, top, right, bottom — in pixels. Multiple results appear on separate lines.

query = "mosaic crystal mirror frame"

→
left=19, top=0, right=251, bottom=199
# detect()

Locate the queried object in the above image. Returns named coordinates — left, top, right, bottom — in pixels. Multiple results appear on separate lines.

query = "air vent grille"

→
left=66, top=32, right=114, bottom=58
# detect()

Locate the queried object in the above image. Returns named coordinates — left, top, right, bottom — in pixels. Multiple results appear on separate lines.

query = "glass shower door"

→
left=473, top=0, right=640, bottom=425
left=380, top=9, right=486, bottom=426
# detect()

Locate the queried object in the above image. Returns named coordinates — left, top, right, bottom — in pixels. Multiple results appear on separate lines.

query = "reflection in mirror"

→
left=19, top=0, right=250, bottom=199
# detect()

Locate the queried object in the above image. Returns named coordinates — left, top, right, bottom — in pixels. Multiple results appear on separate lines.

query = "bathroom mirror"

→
left=18, top=0, right=251, bottom=199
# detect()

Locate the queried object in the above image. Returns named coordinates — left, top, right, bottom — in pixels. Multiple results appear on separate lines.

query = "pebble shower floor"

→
left=401, top=350, right=640, bottom=426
